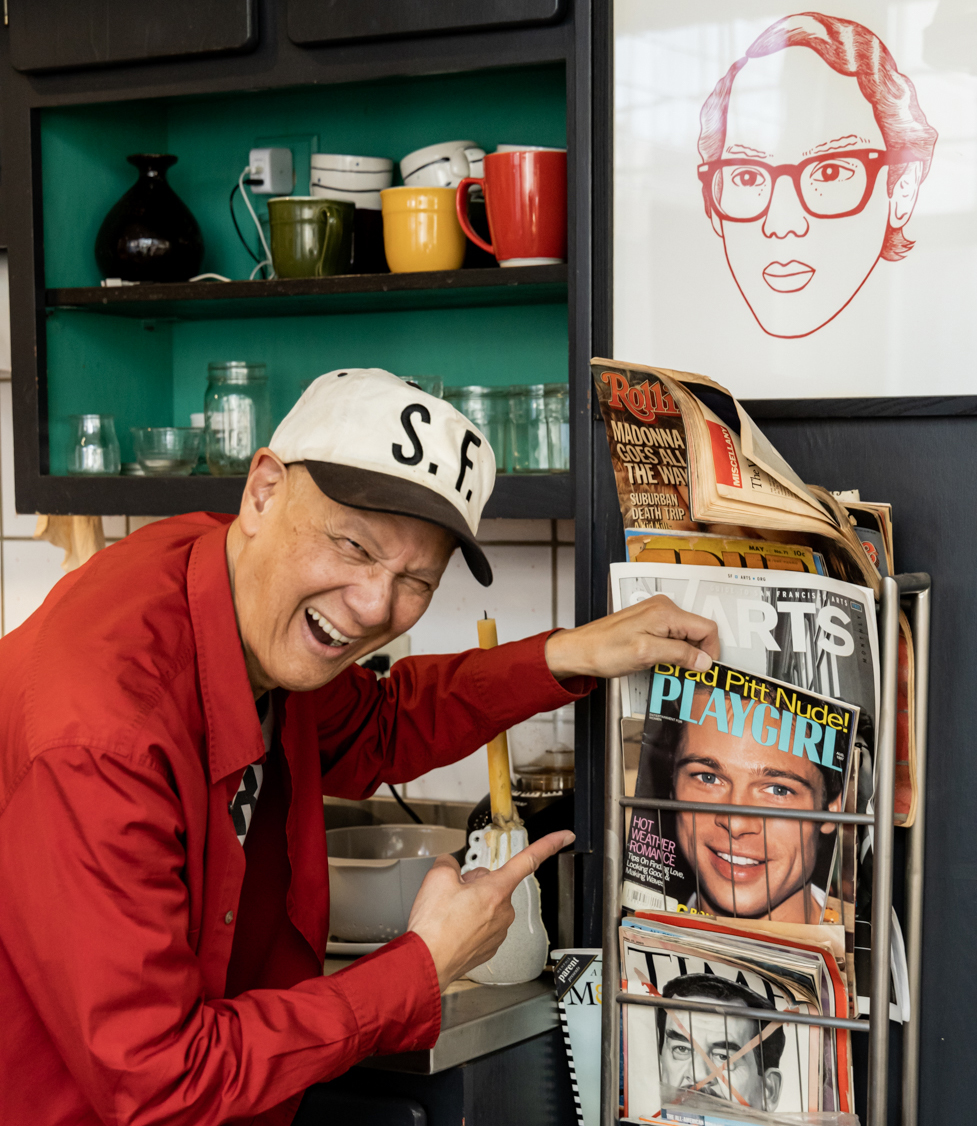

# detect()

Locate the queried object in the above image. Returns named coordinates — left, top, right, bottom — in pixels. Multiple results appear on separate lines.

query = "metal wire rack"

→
left=600, top=574, right=931, bottom=1126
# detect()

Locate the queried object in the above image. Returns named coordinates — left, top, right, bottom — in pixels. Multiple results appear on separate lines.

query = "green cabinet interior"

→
left=41, top=63, right=568, bottom=472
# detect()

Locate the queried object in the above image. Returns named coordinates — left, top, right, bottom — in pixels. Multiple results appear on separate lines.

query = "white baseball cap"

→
left=270, top=368, right=496, bottom=585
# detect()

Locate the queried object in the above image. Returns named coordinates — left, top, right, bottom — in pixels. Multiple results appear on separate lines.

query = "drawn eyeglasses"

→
left=697, top=150, right=893, bottom=222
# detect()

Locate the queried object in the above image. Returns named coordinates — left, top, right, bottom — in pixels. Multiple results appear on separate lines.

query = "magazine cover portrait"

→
left=626, top=661, right=857, bottom=922
left=614, top=2, right=977, bottom=396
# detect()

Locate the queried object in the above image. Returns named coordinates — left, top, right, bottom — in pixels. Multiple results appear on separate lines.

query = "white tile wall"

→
left=0, top=249, right=576, bottom=800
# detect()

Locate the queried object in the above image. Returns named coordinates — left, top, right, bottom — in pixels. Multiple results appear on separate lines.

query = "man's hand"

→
left=407, top=830, right=574, bottom=991
left=544, top=593, right=720, bottom=681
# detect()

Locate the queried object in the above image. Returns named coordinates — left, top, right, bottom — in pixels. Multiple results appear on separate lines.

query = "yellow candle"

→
left=477, top=616, right=516, bottom=825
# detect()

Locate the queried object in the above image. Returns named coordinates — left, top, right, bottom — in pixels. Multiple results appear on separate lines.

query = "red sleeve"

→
left=0, top=746, right=441, bottom=1126
left=314, top=631, right=595, bottom=798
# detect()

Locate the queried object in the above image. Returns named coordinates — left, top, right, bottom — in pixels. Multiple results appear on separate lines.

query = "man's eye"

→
left=400, top=576, right=432, bottom=597
left=730, top=167, right=766, bottom=189
left=671, top=1043, right=692, bottom=1060
left=763, top=783, right=794, bottom=798
left=692, top=772, right=721, bottom=786
left=810, top=161, right=855, bottom=183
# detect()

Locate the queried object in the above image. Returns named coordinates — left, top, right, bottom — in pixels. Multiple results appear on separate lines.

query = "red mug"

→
left=455, top=150, right=567, bottom=266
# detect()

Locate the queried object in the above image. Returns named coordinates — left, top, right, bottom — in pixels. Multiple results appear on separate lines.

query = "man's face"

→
left=712, top=47, right=891, bottom=338
left=232, top=462, right=455, bottom=693
left=673, top=712, right=839, bottom=921
left=660, top=1004, right=782, bottom=1110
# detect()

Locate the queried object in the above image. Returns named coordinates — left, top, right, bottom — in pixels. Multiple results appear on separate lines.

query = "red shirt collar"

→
left=186, top=519, right=265, bottom=783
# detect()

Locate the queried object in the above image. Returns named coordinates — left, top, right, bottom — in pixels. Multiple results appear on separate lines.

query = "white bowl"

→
left=400, top=140, right=485, bottom=187
left=327, top=824, right=468, bottom=943
left=310, top=184, right=383, bottom=211
left=311, top=153, right=393, bottom=174
left=311, top=167, right=393, bottom=191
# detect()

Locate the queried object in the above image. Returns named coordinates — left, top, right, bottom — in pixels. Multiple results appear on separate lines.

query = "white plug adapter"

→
left=247, top=147, right=293, bottom=195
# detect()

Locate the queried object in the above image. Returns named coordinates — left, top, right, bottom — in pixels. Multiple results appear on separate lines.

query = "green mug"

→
left=268, top=197, right=354, bottom=278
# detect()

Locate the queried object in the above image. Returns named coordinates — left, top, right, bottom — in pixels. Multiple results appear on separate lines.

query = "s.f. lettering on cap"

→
left=270, top=368, right=496, bottom=585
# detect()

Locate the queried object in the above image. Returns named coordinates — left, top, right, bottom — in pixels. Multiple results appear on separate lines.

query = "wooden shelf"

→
left=46, top=265, right=569, bottom=321
left=28, top=470, right=573, bottom=520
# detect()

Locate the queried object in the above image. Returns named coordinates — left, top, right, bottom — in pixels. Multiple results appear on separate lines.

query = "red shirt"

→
left=0, top=514, right=593, bottom=1126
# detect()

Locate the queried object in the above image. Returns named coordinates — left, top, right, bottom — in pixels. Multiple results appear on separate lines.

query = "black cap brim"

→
left=301, top=461, right=493, bottom=586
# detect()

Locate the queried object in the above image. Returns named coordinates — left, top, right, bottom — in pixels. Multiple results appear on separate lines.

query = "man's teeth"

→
left=307, top=608, right=352, bottom=646
left=717, top=851, right=761, bottom=867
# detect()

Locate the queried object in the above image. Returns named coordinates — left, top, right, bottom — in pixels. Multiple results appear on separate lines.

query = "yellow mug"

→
left=380, top=186, right=466, bottom=273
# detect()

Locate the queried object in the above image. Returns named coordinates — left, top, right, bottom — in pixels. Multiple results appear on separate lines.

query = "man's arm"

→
left=0, top=745, right=441, bottom=1126
left=544, top=593, right=720, bottom=680
left=312, top=630, right=592, bottom=799
left=312, top=595, right=719, bottom=800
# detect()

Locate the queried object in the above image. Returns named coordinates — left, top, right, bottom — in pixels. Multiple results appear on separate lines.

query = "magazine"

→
left=625, top=531, right=826, bottom=575
left=553, top=950, right=603, bottom=1126
left=620, top=916, right=852, bottom=1121
left=622, top=659, right=858, bottom=929
left=591, top=358, right=879, bottom=592
left=609, top=563, right=879, bottom=739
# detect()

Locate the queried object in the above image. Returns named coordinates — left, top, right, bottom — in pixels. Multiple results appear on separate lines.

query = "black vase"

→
left=94, top=154, right=204, bottom=283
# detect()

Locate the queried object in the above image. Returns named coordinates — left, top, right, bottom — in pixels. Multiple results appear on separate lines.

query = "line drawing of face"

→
left=672, top=709, right=842, bottom=922
left=697, top=14, right=937, bottom=339
left=659, top=1002, right=783, bottom=1110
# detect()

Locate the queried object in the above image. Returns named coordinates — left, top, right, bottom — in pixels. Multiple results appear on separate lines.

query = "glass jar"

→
left=67, top=414, right=121, bottom=475
left=444, top=385, right=509, bottom=471
left=204, top=362, right=270, bottom=476
left=509, top=703, right=575, bottom=820
left=544, top=383, right=570, bottom=471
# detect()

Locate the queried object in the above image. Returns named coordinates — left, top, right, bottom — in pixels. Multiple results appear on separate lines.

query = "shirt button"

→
left=224, top=910, right=234, bottom=925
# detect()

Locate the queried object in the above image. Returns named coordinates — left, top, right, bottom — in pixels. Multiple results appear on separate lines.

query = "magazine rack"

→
left=599, top=573, right=931, bottom=1126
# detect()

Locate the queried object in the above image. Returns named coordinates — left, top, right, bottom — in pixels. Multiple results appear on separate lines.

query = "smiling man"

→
left=671, top=684, right=843, bottom=923
left=0, top=368, right=719, bottom=1126
left=697, top=12, right=937, bottom=339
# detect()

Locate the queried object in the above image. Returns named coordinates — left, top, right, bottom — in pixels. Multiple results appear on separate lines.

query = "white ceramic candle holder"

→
left=461, top=824, right=548, bottom=985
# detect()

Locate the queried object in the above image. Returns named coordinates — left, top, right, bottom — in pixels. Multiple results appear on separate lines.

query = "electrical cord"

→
left=387, top=784, right=424, bottom=824
left=238, top=168, right=275, bottom=279
left=229, top=182, right=262, bottom=265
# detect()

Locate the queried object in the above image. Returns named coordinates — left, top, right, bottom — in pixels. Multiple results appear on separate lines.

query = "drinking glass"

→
left=445, top=385, right=509, bottom=471
left=544, top=383, right=570, bottom=471
left=205, top=362, right=270, bottom=476
left=509, top=385, right=548, bottom=472
left=67, top=414, right=121, bottom=475
left=510, top=384, right=570, bottom=472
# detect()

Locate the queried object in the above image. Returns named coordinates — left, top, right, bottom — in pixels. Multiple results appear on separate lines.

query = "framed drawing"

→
left=613, top=2, right=977, bottom=397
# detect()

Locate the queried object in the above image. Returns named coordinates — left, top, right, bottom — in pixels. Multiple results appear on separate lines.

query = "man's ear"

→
left=820, top=790, right=844, bottom=835
left=888, top=161, right=923, bottom=229
left=764, top=1068, right=783, bottom=1110
left=709, top=207, right=724, bottom=239
left=238, top=450, right=288, bottom=537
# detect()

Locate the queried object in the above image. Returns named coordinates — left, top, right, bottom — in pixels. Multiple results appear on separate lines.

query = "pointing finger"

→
left=489, top=830, right=575, bottom=897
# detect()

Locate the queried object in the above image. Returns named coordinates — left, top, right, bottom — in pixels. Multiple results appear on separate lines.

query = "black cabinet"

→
left=9, top=0, right=258, bottom=73
left=286, top=0, right=567, bottom=47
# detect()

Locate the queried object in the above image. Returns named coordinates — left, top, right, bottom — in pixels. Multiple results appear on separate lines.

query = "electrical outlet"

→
left=247, top=147, right=293, bottom=195
left=254, top=133, right=319, bottom=195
